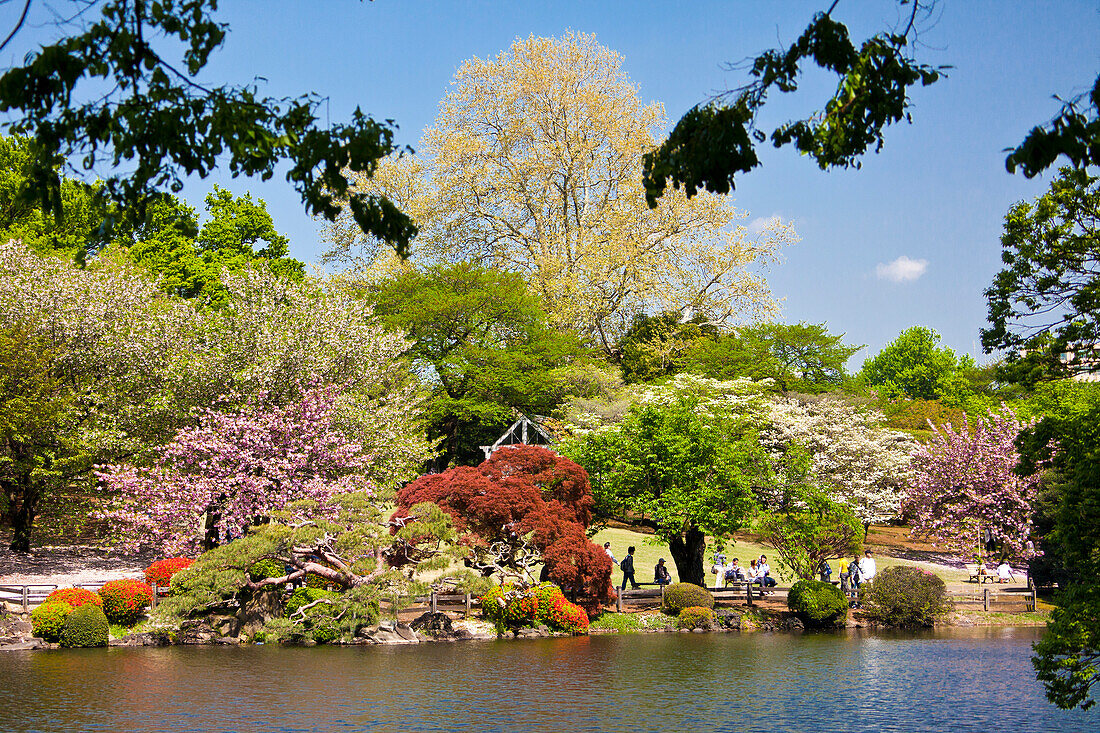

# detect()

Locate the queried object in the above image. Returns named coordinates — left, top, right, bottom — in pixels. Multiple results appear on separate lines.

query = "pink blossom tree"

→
left=97, top=383, right=371, bottom=554
left=906, top=406, right=1041, bottom=558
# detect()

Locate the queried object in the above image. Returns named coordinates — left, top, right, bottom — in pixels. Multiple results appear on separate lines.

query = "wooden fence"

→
left=0, top=581, right=1040, bottom=615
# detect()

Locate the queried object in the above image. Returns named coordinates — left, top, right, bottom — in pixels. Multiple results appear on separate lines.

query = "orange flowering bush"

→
left=44, top=587, right=102, bottom=608
left=144, top=557, right=194, bottom=588
left=97, top=579, right=154, bottom=626
left=480, top=582, right=589, bottom=634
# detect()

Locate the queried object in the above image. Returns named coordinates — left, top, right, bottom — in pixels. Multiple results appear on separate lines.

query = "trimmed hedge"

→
left=662, top=583, right=714, bottom=615
left=859, top=566, right=950, bottom=627
left=31, top=601, right=73, bottom=641
left=98, top=579, right=154, bottom=626
left=677, top=606, right=715, bottom=630
left=787, top=580, right=848, bottom=627
left=60, top=604, right=109, bottom=648
left=44, top=587, right=102, bottom=608
left=479, top=582, right=590, bottom=634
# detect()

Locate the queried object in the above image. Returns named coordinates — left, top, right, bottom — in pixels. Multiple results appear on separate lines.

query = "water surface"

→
left=0, top=627, right=1093, bottom=732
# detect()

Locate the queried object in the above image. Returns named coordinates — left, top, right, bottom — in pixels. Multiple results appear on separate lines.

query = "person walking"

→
left=654, top=558, right=672, bottom=586
left=620, top=546, right=640, bottom=590
left=603, top=542, right=618, bottom=566
left=858, top=550, right=877, bottom=583
left=839, top=557, right=850, bottom=595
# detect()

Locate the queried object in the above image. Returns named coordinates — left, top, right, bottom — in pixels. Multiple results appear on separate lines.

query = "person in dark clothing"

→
left=620, top=546, right=640, bottom=590
left=654, top=558, right=672, bottom=586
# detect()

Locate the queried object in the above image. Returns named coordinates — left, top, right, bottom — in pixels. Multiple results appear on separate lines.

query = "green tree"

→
left=368, top=262, right=583, bottom=468
left=757, top=450, right=863, bottom=582
left=616, top=312, right=719, bottom=383
left=0, top=0, right=414, bottom=258
left=686, top=322, right=861, bottom=392
left=563, top=376, right=769, bottom=586
left=0, top=324, right=84, bottom=551
left=982, top=168, right=1100, bottom=376
left=642, top=2, right=1097, bottom=203
left=859, top=326, right=975, bottom=406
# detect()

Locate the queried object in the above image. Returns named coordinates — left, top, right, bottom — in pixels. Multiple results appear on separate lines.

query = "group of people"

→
left=605, top=543, right=673, bottom=591
left=829, top=550, right=877, bottom=600
left=712, top=554, right=778, bottom=592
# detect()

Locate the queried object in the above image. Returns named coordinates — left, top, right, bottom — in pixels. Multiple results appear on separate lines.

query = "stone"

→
left=237, top=586, right=283, bottom=639
left=394, top=623, right=420, bottom=642
left=0, top=639, right=50, bottom=651
left=178, top=619, right=217, bottom=645
left=361, top=623, right=420, bottom=645
left=411, top=612, right=454, bottom=635
left=110, top=631, right=173, bottom=647
left=692, top=628, right=706, bottom=633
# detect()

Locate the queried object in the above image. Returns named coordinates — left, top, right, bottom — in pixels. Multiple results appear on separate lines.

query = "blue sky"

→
left=5, top=1, right=1099, bottom=366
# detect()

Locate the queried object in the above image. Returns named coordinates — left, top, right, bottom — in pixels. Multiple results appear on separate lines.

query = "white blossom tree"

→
left=763, top=394, right=917, bottom=534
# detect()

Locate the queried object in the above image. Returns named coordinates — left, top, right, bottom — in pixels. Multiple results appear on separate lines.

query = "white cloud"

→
left=875, top=255, right=928, bottom=283
left=747, top=215, right=780, bottom=237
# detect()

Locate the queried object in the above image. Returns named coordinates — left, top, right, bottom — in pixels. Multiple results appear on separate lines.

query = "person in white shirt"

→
left=858, top=551, right=877, bottom=582
left=711, top=553, right=727, bottom=588
left=997, top=561, right=1014, bottom=583
left=603, top=542, right=618, bottom=566
left=757, top=555, right=777, bottom=589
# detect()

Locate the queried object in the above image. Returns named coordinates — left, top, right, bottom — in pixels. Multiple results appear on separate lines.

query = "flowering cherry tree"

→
left=906, top=406, right=1041, bottom=556
left=764, top=395, right=917, bottom=532
left=98, top=384, right=371, bottom=554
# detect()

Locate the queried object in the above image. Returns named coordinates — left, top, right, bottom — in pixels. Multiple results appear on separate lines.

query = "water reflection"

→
left=0, top=627, right=1094, bottom=733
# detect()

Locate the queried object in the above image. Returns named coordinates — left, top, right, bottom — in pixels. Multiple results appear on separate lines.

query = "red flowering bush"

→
left=480, top=582, right=589, bottom=634
left=97, top=579, right=154, bottom=625
left=397, top=446, right=613, bottom=609
left=45, top=587, right=102, bottom=608
left=144, top=557, right=194, bottom=588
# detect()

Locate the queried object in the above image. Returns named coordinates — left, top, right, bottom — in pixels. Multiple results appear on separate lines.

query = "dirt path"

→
left=0, top=537, right=156, bottom=587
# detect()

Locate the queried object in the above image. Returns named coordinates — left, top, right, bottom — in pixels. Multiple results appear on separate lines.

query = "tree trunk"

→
left=5, top=478, right=38, bottom=553
left=668, top=526, right=707, bottom=587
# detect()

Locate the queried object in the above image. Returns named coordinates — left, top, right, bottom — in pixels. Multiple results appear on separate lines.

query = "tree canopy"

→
left=327, top=32, right=795, bottom=354
left=0, top=0, right=415, bottom=257
left=859, top=326, right=976, bottom=406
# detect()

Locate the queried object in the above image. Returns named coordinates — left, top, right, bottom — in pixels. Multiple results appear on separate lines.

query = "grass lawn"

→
left=593, top=525, right=1002, bottom=590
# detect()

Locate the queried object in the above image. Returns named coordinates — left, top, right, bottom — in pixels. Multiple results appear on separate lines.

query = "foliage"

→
left=859, top=326, right=977, bottom=407
left=677, top=605, right=716, bottom=630
left=906, top=406, right=1039, bottom=557
left=588, top=612, right=641, bottom=634
left=763, top=394, right=916, bottom=529
left=368, top=262, right=582, bottom=467
left=982, top=168, right=1100, bottom=376
left=787, top=579, right=848, bottom=627
left=662, top=583, right=715, bottom=615
left=327, top=32, right=794, bottom=351
left=248, top=559, right=287, bottom=583
left=97, top=579, right=154, bottom=626
left=397, top=445, right=613, bottom=610
left=0, top=241, right=431, bottom=550
left=144, top=558, right=194, bottom=588
left=30, top=601, right=72, bottom=642
left=858, top=566, right=949, bottom=628
left=59, top=603, right=109, bottom=648
left=0, top=1, right=415, bottom=258
left=480, top=582, right=589, bottom=633
left=0, top=322, right=76, bottom=551
left=757, top=468, right=863, bottom=582
left=643, top=3, right=945, bottom=204
left=98, top=383, right=372, bottom=554
left=285, top=588, right=340, bottom=618
left=1007, top=75, right=1100, bottom=177
left=44, top=587, right=102, bottom=609
left=564, top=375, right=770, bottom=585
left=684, top=322, right=862, bottom=393
left=1033, top=583, right=1100, bottom=711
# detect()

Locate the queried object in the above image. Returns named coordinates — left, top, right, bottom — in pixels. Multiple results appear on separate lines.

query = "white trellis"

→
left=480, top=414, right=555, bottom=460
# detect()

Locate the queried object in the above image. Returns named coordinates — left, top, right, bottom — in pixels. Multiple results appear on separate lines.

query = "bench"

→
left=964, top=563, right=998, bottom=584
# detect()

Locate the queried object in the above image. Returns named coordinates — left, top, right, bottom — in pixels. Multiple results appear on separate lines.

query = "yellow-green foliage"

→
left=59, top=604, right=109, bottom=647
left=677, top=606, right=715, bottom=629
left=31, top=601, right=72, bottom=641
left=662, top=583, right=714, bottom=615
left=787, top=579, right=848, bottom=626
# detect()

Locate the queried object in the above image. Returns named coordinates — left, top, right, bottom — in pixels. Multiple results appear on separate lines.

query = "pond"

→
left=0, top=627, right=1094, bottom=732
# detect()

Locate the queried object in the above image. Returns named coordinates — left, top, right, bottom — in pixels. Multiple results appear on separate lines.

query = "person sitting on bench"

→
left=654, top=558, right=672, bottom=587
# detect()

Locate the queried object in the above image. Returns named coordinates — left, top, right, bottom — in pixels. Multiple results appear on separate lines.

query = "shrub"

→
left=859, top=566, right=950, bottom=627
left=787, top=580, right=848, bottom=626
left=677, top=605, right=715, bottom=630
left=248, top=559, right=285, bottom=582
left=285, top=587, right=339, bottom=617
left=44, top=587, right=103, bottom=609
left=31, top=601, right=73, bottom=641
left=97, top=579, right=154, bottom=626
left=144, top=557, right=194, bottom=588
left=662, top=583, right=714, bottom=615
left=479, top=582, right=589, bottom=633
left=589, top=612, right=641, bottom=633
left=59, top=604, right=109, bottom=648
